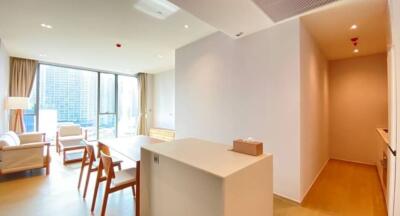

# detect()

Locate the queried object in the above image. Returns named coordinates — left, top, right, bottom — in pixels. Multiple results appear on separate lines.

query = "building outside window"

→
left=24, top=64, right=139, bottom=141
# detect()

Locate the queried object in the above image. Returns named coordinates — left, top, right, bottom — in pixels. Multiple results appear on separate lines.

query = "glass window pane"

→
left=38, top=65, right=98, bottom=140
left=24, top=77, right=37, bottom=132
left=118, top=75, right=139, bottom=137
left=100, top=74, right=115, bottom=114
left=99, top=114, right=116, bottom=139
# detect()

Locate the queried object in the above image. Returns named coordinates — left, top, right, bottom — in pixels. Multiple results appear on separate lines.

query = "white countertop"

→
left=376, top=128, right=389, bottom=144
left=142, top=138, right=271, bottom=178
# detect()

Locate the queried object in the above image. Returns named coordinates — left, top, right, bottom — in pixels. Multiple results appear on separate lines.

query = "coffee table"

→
left=59, top=139, right=87, bottom=165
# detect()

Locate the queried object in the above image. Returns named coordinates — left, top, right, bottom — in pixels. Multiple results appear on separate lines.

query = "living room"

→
left=1, top=0, right=400, bottom=216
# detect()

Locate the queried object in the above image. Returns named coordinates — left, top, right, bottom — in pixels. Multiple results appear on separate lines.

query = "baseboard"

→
left=274, top=192, right=301, bottom=204
left=300, top=158, right=329, bottom=203
left=330, top=157, right=375, bottom=166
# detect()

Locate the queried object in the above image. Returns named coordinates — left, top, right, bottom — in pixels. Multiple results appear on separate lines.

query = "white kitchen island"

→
left=140, top=138, right=273, bottom=216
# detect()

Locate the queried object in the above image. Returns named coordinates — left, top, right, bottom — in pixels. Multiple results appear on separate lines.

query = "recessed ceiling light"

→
left=350, top=24, right=358, bottom=30
left=184, top=24, right=189, bottom=29
left=39, top=54, right=47, bottom=57
left=157, top=54, right=163, bottom=58
left=41, top=23, right=53, bottom=29
left=353, top=49, right=359, bottom=53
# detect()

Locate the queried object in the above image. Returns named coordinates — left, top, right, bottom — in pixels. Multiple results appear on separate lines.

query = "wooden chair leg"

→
left=91, top=176, right=101, bottom=212
left=83, top=168, right=92, bottom=198
left=100, top=192, right=109, bottom=216
left=46, top=163, right=50, bottom=175
left=56, top=142, right=60, bottom=154
left=63, top=150, right=66, bottom=165
left=78, top=164, right=85, bottom=189
left=100, top=180, right=112, bottom=216
left=78, top=149, right=88, bottom=189
left=45, top=145, right=50, bottom=176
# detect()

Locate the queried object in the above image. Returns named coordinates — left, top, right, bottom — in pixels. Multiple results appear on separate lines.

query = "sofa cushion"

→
left=0, top=136, right=13, bottom=148
left=0, top=132, right=20, bottom=147
left=6, top=131, right=20, bottom=146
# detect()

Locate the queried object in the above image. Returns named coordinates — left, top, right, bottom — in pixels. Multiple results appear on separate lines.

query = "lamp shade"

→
left=6, top=97, right=30, bottom=110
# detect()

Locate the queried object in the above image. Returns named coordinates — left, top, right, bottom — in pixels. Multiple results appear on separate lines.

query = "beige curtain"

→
left=9, top=57, right=38, bottom=133
left=137, top=73, right=147, bottom=135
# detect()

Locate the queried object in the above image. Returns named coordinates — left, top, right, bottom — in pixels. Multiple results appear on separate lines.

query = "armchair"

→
left=0, top=131, right=50, bottom=175
left=56, top=125, right=88, bottom=154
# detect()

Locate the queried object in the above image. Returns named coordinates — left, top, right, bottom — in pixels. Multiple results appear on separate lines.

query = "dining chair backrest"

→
left=86, top=144, right=96, bottom=163
left=100, top=152, right=115, bottom=179
left=97, top=142, right=111, bottom=158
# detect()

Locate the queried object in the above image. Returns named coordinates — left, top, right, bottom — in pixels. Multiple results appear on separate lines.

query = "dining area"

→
left=75, top=133, right=167, bottom=216
left=68, top=128, right=273, bottom=216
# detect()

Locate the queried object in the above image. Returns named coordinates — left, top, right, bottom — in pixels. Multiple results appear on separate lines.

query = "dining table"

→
left=98, top=135, right=163, bottom=216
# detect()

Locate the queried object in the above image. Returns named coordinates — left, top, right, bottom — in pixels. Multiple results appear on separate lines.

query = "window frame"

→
left=27, top=62, right=137, bottom=140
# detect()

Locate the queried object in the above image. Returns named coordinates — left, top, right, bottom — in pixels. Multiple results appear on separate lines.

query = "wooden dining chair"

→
left=91, top=152, right=137, bottom=216
left=77, top=144, right=122, bottom=198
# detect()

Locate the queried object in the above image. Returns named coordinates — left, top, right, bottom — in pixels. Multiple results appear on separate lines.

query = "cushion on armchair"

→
left=58, top=135, right=84, bottom=142
left=0, top=131, right=20, bottom=147
left=19, top=132, right=45, bottom=144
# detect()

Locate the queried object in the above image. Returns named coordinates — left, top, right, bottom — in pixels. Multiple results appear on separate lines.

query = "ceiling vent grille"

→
left=252, top=0, right=338, bottom=22
left=133, top=0, right=180, bottom=20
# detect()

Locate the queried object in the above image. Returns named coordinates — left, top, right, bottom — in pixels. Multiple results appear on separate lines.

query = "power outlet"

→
left=153, top=154, right=159, bottom=164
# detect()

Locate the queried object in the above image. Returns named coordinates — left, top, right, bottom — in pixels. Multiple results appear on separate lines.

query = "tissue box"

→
left=233, top=139, right=263, bottom=156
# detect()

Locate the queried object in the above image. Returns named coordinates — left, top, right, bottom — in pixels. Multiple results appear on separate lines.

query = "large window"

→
left=39, top=65, right=98, bottom=140
left=24, top=64, right=138, bottom=141
left=118, top=76, right=139, bottom=137
left=99, top=73, right=116, bottom=139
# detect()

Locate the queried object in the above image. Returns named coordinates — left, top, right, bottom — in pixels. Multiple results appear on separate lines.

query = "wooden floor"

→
left=0, top=148, right=137, bottom=216
left=275, top=160, right=387, bottom=216
left=0, top=150, right=387, bottom=216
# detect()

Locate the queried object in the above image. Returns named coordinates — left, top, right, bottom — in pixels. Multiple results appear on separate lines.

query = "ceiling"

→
left=169, top=0, right=274, bottom=38
left=168, top=0, right=340, bottom=39
left=301, top=0, right=388, bottom=60
left=0, top=0, right=388, bottom=74
left=0, top=0, right=216, bottom=74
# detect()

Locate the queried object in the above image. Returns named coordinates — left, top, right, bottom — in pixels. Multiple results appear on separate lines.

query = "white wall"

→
left=152, top=70, right=175, bottom=129
left=329, top=54, right=388, bottom=164
left=389, top=0, right=400, bottom=215
left=0, top=39, right=9, bottom=133
left=299, top=22, right=330, bottom=200
left=176, top=19, right=303, bottom=201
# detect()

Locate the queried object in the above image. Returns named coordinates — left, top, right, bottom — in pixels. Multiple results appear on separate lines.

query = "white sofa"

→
left=0, top=131, right=50, bottom=175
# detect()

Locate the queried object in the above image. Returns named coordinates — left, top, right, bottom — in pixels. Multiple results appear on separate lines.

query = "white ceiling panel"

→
left=168, top=0, right=274, bottom=38
left=0, top=0, right=216, bottom=74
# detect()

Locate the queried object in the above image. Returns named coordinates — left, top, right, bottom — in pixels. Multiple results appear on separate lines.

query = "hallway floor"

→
left=0, top=152, right=387, bottom=216
left=274, top=160, right=387, bottom=216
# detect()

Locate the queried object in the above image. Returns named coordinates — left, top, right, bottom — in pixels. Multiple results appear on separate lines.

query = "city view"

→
left=24, top=64, right=139, bottom=140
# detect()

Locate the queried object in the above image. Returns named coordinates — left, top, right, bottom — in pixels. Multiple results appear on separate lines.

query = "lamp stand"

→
left=13, top=109, right=25, bottom=133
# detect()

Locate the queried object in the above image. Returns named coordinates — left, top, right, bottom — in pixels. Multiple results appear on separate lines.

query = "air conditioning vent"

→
left=252, top=0, right=338, bottom=22
left=133, top=0, right=180, bottom=20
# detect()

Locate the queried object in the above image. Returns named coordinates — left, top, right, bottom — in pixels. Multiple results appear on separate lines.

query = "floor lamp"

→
left=6, top=97, right=29, bottom=133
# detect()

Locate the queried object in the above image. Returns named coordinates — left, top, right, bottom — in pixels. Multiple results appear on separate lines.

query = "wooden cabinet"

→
left=376, top=128, right=389, bottom=199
